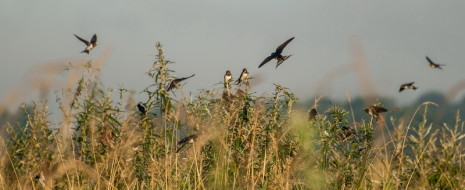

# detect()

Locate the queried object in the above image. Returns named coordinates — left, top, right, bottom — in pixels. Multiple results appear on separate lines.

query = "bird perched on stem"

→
left=236, top=68, right=249, bottom=85
left=74, top=34, right=97, bottom=54
left=426, top=56, right=445, bottom=70
left=136, top=103, right=146, bottom=115
left=308, top=108, right=317, bottom=121
left=167, top=74, right=195, bottom=91
left=399, top=82, right=417, bottom=92
left=259, top=37, right=294, bottom=68
left=224, top=70, right=232, bottom=88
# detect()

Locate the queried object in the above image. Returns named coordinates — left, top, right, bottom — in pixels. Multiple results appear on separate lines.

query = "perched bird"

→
left=136, top=103, right=146, bottom=115
left=308, top=108, right=317, bottom=121
left=176, top=134, right=198, bottom=153
left=166, top=74, right=195, bottom=91
left=399, top=82, right=418, bottom=92
left=224, top=70, right=232, bottom=88
left=74, top=34, right=97, bottom=54
left=259, top=37, right=295, bottom=68
left=426, top=56, right=445, bottom=70
left=363, top=105, right=388, bottom=117
left=236, top=68, right=249, bottom=85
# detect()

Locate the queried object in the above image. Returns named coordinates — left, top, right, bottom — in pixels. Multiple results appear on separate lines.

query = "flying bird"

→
left=426, top=56, right=445, bottom=70
left=259, top=37, right=294, bottom=68
left=176, top=134, right=198, bottom=153
left=224, top=70, right=232, bottom=88
left=166, top=74, right=195, bottom=91
left=363, top=105, right=388, bottom=118
left=74, top=34, right=97, bottom=54
left=399, top=82, right=417, bottom=92
left=308, top=108, right=317, bottom=121
left=236, top=68, right=249, bottom=85
left=137, top=103, right=147, bottom=115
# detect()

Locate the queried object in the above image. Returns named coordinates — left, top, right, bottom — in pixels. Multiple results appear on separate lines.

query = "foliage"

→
left=0, top=43, right=464, bottom=189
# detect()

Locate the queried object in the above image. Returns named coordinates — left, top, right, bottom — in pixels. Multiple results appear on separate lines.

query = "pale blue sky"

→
left=1, top=0, right=465, bottom=106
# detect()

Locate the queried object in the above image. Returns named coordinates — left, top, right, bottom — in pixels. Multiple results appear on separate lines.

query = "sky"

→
left=1, top=0, right=465, bottom=110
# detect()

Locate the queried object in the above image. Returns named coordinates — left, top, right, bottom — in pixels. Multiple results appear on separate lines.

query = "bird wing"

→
left=178, top=134, right=197, bottom=144
left=275, top=37, right=295, bottom=54
left=236, top=72, right=244, bottom=84
left=90, top=34, right=97, bottom=44
left=167, top=74, right=195, bottom=91
left=399, top=86, right=405, bottom=92
left=374, top=106, right=388, bottom=113
left=425, top=56, right=435, bottom=65
left=74, top=34, right=90, bottom=45
left=259, top=55, right=275, bottom=68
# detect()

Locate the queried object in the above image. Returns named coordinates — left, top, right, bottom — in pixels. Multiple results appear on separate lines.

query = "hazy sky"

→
left=1, top=0, right=465, bottom=107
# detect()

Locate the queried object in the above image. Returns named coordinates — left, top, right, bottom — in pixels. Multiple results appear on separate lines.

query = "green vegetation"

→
left=0, top=43, right=464, bottom=189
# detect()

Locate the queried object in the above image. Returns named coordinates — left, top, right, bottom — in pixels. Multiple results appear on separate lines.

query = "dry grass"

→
left=0, top=43, right=464, bottom=189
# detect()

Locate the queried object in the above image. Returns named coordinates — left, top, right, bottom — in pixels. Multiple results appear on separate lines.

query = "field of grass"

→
left=0, top=43, right=464, bottom=189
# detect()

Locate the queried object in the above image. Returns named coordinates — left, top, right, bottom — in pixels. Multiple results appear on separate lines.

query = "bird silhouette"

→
left=399, top=82, right=417, bottom=92
left=136, top=103, right=146, bottom=115
left=308, top=108, right=317, bottom=121
left=426, top=56, right=445, bottom=70
left=166, top=74, right=195, bottom=91
left=74, top=34, right=97, bottom=54
left=259, top=37, right=294, bottom=68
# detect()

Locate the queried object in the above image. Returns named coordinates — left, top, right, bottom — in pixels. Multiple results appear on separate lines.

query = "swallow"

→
left=176, top=134, right=198, bottom=153
left=74, top=34, right=97, bottom=54
left=399, top=82, right=417, bottom=92
left=224, top=70, right=232, bottom=88
left=137, top=103, right=146, bottom=115
left=426, top=56, right=445, bottom=70
left=236, top=68, right=249, bottom=85
left=259, top=37, right=294, bottom=68
left=308, top=108, right=317, bottom=121
left=363, top=105, right=388, bottom=117
left=166, top=74, right=195, bottom=91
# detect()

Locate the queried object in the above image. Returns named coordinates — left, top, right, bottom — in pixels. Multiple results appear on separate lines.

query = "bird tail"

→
left=275, top=55, right=292, bottom=69
left=81, top=50, right=89, bottom=54
left=413, top=86, right=418, bottom=90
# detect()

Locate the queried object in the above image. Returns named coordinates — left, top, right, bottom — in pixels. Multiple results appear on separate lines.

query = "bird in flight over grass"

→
left=236, top=68, right=249, bottom=85
left=74, top=34, right=97, bottom=54
left=363, top=105, right=388, bottom=118
left=176, top=134, right=198, bottom=153
left=167, top=74, right=195, bottom=91
left=259, top=37, right=294, bottom=69
left=224, top=70, right=232, bottom=88
left=399, top=82, right=417, bottom=92
left=426, top=56, right=445, bottom=70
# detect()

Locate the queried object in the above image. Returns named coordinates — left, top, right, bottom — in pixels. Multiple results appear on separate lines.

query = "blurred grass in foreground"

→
left=0, top=43, right=464, bottom=189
